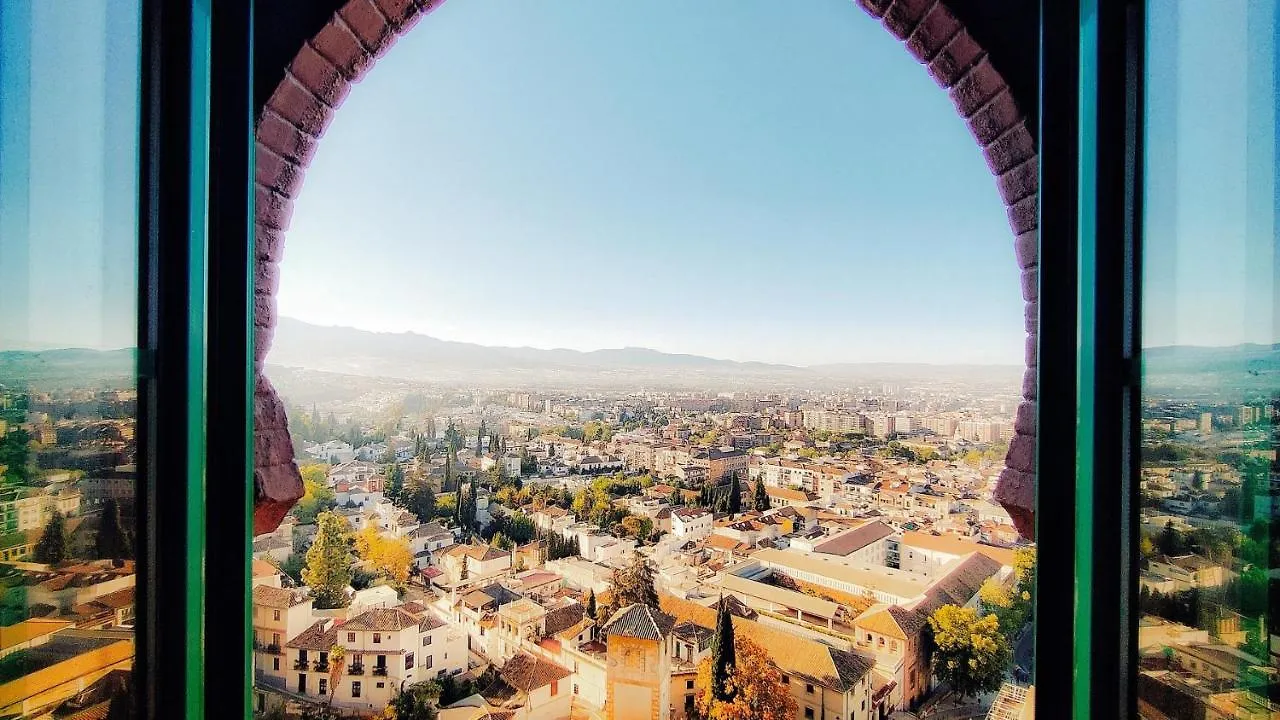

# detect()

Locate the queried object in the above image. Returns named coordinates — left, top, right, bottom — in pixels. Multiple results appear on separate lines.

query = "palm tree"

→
left=328, top=644, right=346, bottom=707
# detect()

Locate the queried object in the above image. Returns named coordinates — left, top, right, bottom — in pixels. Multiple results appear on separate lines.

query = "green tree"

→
left=710, top=598, right=737, bottom=703
left=302, top=512, right=352, bottom=609
left=95, top=498, right=133, bottom=560
left=753, top=480, right=769, bottom=512
left=608, top=552, right=658, bottom=614
left=33, top=511, right=67, bottom=565
left=585, top=588, right=597, bottom=620
left=388, top=681, right=440, bottom=720
left=927, top=604, right=1011, bottom=699
left=1157, top=521, right=1186, bottom=556
left=0, top=430, right=32, bottom=485
left=385, top=464, right=405, bottom=505
left=477, top=419, right=487, bottom=457
left=727, top=475, right=742, bottom=515
left=404, top=480, right=436, bottom=524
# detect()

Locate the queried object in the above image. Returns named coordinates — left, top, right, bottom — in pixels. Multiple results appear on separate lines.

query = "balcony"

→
left=313, top=660, right=329, bottom=672
left=293, top=659, right=309, bottom=671
left=348, top=664, right=365, bottom=676
left=256, top=643, right=282, bottom=655
left=373, top=666, right=388, bottom=677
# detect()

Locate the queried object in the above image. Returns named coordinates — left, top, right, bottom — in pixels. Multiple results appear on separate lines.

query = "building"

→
left=670, top=508, right=713, bottom=542
left=602, top=604, right=675, bottom=720
left=251, top=584, right=313, bottom=686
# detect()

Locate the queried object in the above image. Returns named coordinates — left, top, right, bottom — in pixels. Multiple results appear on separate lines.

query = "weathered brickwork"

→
left=252, top=0, right=1038, bottom=537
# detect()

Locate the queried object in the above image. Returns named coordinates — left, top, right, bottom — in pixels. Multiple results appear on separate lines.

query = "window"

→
left=377, top=682, right=385, bottom=689
left=273, top=657, right=280, bottom=671
left=374, top=633, right=381, bottom=644
left=319, top=679, right=327, bottom=696
left=426, top=655, right=433, bottom=669
left=424, top=635, right=432, bottom=645
left=685, top=694, right=695, bottom=711
left=805, top=708, right=814, bottom=720
left=273, top=632, right=280, bottom=646
left=574, top=684, right=580, bottom=695
left=877, top=637, right=884, bottom=647
left=406, top=652, right=415, bottom=669
left=273, top=609, right=281, bottom=621
left=781, top=675, right=789, bottom=685
left=348, top=632, right=356, bottom=643
left=686, top=680, right=694, bottom=690
left=352, top=681, right=362, bottom=698
left=806, top=684, right=814, bottom=695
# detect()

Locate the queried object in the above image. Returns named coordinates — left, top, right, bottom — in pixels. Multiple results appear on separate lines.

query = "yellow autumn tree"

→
left=354, top=526, right=414, bottom=584
left=694, top=635, right=795, bottom=720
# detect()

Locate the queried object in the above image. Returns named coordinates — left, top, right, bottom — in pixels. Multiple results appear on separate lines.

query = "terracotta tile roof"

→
left=602, top=604, right=675, bottom=641
left=659, top=594, right=872, bottom=692
left=342, top=608, right=420, bottom=632
left=813, top=521, right=895, bottom=557
left=66, top=701, right=111, bottom=720
left=287, top=620, right=338, bottom=651
left=916, top=553, right=1003, bottom=615
left=900, top=532, right=1016, bottom=567
left=543, top=603, right=586, bottom=637
left=252, top=558, right=280, bottom=578
left=854, top=603, right=927, bottom=640
left=499, top=652, right=573, bottom=692
left=252, top=585, right=308, bottom=609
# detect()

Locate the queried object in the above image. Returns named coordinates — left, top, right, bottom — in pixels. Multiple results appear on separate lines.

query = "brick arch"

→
left=251, top=0, right=1039, bottom=536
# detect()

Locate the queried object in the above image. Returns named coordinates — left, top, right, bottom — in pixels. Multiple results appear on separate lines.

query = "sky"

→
left=279, top=0, right=1025, bottom=366
left=1, top=2, right=1275, bottom=363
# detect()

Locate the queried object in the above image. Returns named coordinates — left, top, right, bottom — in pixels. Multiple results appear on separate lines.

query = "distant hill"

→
left=0, top=348, right=135, bottom=390
left=266, top=317, right=1022, bottom=389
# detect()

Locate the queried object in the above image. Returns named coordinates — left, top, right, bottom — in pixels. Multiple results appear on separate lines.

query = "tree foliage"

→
left=303, top=512, right=352, bottom=608
left=694, top=635, right=795, bottom=720
left=33, top=510, right=67, bottom=565
left=95, top=498, right=133, bottom=560
left=354, top=525, right=413, bottom=584
left=605, top=552, right=658, bottom=616
left=294, top=464, right=337, bottom=524
left=753, top=480, right=769, bottom=512
left=710, top=600, right=737, bottom=703
left=927, top=604, right=1011, bottom=699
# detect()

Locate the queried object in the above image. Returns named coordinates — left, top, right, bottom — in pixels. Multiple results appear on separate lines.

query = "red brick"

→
left=289, top=44, right=351, bottom=108
left=905, top=2, right=961, bottom=63
left=1007, top=431, right=1036, bottom=474
left=266, top=75, right=334, bottom=138
left=256, top=110, right=319, bottom=166
left=1022, top=367, right=1037, bottom=400
left=1025, top=333, right=1038, bottom=368
left=883, top=0, right=934, bottom=41
left=855, top=0, right=893, bottom=19
left=927, top=29, right=983, bottom=89
left=256, top=223, right=285, bottom=263
left=983, top=121, right=1035, bottom=176
left=1021, top=266, right=1038, bottom=303
left=994, top=467, right=1035, bottom=538
left=256, top=184, right=294, bottom=232
left=255, top=259, right=281, bottom=297
left=255, top=145, right=304, bottom=199
left=998, top=156, right=1038, bottom=205
left=1024, top=300, right=1038, bottom=334
left=254, top=290, right=277, bottom=331
left=312, top=18, right=374, bottom=81
left=967, top=89, right=1022, bottom=147
left=949, top=56, right=1007, bottom=118
left=374, top=0, right=422, bottom=29
left=254, top=322, right=274, bottom=365
left=1007, top=193, right=1037, bottom=235
left=1015, top=401, right=1037, bottom=436
left=254, top=374, right=294, bottom=467
left=1014, top=229, right=1037, bottom=269
left=340, top=0, right=395, bottom=55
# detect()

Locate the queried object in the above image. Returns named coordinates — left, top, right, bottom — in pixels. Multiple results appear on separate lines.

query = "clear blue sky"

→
left=280, top=0, right=1025, bottom=366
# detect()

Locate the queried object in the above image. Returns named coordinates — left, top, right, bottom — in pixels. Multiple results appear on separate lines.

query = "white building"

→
left=670, top=508, right=713, bottom=541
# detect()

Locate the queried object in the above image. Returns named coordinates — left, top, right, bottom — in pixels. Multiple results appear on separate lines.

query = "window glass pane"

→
left=0, top=1, right=141, bottom=716
left=1140, top=1, right=1279, bottom=716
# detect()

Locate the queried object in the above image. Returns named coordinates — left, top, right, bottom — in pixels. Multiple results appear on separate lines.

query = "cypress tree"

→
left=477, top=419, right=487, bottom=457
left=95, top=498, right=133, bottom=560
left=728, top=475, right=742, bottom=515
left=585, top=588, right=597, bottom=620
left=753, top=478, right=769, bottom=512
left=33, top=510, right=67, bottom=565
left=711, top=597, right=737, bottom=702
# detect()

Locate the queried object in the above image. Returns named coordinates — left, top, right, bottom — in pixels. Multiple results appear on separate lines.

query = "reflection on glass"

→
left=0, top=2, right=141, bottom=717
left=1138, top=1, right=1279, bottom=717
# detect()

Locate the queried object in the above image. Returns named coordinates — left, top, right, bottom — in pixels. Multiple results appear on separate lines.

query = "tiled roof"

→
left=900, top=532, right=1016, bottom=567
left=287, top=620, right=338, bottom=651
left=602, top=603, right=675, bottom=641
left=252, top=585, right=308, bottom=609
left=916, top=552, right=1003, bottom=615
left=854, top=603, right=927, bottom=640
left=813, top=521, right=895, bottom=557
left=543, top=603, right=586, bottom=637
left=659, top=594, right=872, bottom=692
left=66, top=701, right=111, bottom=720
left=342, top=608, right=420, bottom=632
left=252, top=558, right=280, bottom=578
left=499, top=653, right=573, bottom=692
